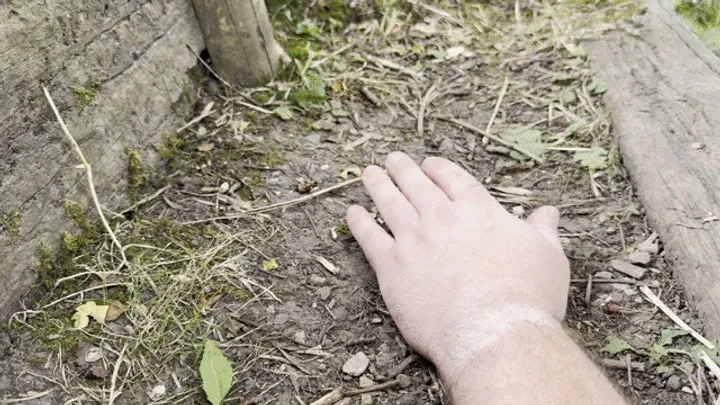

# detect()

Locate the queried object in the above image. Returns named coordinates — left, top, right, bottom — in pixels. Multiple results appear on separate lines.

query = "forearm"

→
left=441, top=321, right=627, bottom=405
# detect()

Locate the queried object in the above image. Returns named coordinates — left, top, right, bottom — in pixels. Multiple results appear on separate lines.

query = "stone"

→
left=361, top=394, right=373, bottom=405
left=666, top=375, right=682, bottom=391
left=148, top=384, right=166, bottom=401
left=628, top=250, right=652, bottom=266
left=342, top=352, right=370, bottom=377
left=309, top=274, right=327, bottom=285
left=359, top=375, right=375, bottom=388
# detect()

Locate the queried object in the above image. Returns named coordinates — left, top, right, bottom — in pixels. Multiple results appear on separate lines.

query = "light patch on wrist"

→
left=440, top=304, right=560, bottom=386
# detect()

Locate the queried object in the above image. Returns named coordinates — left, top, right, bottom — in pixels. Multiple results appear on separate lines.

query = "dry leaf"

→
left=105, top=301, right=125, bottom=322
left=72, top=301, right=109, bottom=329
left=339, top=167, right=361, bottom=180
left=297, top=179, right=318, bottom=194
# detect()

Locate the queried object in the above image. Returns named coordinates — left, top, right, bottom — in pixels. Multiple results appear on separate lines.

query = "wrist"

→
left=430, top=304, right=563, bottom=389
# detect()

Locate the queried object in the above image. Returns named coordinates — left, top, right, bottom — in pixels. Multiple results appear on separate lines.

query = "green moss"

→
left=676, top=0, right=720, bottom=49
left=335, top=223, right=350, bottom=235
left=125, top=147, right=150, bottom=198
left=71, top=78, right=101, bottom=111
left=64, top=200, right=99, bottom=238
left=253, top=91, right=273, bottom=104
left=292, top=72, right=327, bottom=108
left=260, top=147, right=287, bottom=167
left=1, top=210, right=21, bottom=239
left=158, top=132, right=187, bottom=162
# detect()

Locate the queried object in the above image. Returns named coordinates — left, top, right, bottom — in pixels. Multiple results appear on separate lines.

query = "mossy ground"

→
left=676, top=0, right=720, bottom=50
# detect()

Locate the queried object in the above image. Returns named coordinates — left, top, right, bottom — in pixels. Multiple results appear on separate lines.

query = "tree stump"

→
left=192, top=0, right=282, bottom=87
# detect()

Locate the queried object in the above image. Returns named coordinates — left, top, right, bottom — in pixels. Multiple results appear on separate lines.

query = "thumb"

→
left=526, top=205, right=563, bottom=252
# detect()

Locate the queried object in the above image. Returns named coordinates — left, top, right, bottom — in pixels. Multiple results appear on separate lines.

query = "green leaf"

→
left=649, top=343, right=669, bottom=363
left=658, top=328, right=690, bottom=347
left=678, top=360, right=695, bottom=376
left=600, top=336, right=635, bottom=355
left=330, top=100, right=348, bottom=118
left=263, top=258, right=279, bottom=272
left=573, top=147, right=608, bottom=171
left=340, top=167, right=362, bottom=180
left=273, top=106, right=294, bottom=120
left=655, top=364, right=672, bottom=374
left=588, top=77, right=609, bottom=94
left=200, top=340, right=233, bottom=405
left=558, top=88, right=577, bottom=104
left=499, top=126, right=547, bottom=161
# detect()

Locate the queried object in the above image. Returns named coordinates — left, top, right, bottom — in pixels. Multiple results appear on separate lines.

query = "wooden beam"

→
left=585, top=0, right=720, bottom=338
left=192, top=0, right=281, bottom=87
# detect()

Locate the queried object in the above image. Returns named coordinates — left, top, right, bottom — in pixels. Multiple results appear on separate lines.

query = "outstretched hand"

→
left=346, top=152, right=570, bottom=385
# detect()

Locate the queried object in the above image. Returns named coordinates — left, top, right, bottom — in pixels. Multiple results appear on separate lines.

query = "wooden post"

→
left=191, top=0, right=282, bottom=87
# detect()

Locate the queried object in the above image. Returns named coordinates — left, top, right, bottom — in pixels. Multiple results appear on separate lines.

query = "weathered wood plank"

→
left=0, top=0, right=205, bottom=321
left=192, top=0, right=282, bottom=86
left=585, top=0, right=720, bottom=336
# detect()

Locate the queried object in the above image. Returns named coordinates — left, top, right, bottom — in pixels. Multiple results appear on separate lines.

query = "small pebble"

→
left=343, top=352, right=371, bottom=377
left=667, top=375, right=682, bottom=391
left=148, top=384, right=166, bottom=401
left=361, top=394, right=373, bottom=405
left=309, top=274, right=327, bottom=286
left=691, top=142, right=705, bottom=150
left=359, top=375, right=374, bottom=388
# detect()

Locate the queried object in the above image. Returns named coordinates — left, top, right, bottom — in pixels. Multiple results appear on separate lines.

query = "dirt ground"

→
left=2, top=1, right=720, bottom=404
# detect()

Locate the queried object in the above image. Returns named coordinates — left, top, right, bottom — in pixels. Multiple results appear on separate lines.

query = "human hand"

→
left=346, top=152, right=570, bottom=385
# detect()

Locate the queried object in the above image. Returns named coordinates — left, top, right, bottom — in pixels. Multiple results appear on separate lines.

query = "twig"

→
left=700, top=351, right=720, bottom=380
left=310, top=43, right=356, bottom=69
left=0, top=389, right=54, bottom=404
left=107, top=343, right=127, bottom=405
left=639, top=286, right=715, bottom=349
left=486, top=76, right=509, bottom=134
left=185, top=44, right=267, bottom=111
left=440, top=117, right=544, bottom=163
left=344, top=374, right=412, bottom=396
left=41, top=283, right=130, bottom=309
left=378, top=354, right=418, bottom=382
left=417, top=81, right=439, bottom=138
left=119, top=185, right=171, bottom=215
left=600, top=358, right=645, bottom=372
left=405, top=0, right=462, bottom=24
left=309, top=389, right=343, bottom=405
left=584, top=274, right=593, bottom=307
left=360, top=87, right=382, bottom=107
left=184, top=178, right=362, bottom=225
left=366, top=55, right=424, bottom=80
left=42, top=86, right=128, bottom=267
left=570, top=278, right=636, bottom=285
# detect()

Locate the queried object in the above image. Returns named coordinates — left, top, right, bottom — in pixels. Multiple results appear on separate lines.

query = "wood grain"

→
left=585, top=0, right=720, bottom=337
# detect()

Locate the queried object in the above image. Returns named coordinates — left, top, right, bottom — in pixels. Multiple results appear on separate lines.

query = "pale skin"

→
left=346, top=152, right=628, bottom=404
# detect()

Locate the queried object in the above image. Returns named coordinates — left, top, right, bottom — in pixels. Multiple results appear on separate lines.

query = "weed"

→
left=71, top=78, right=101, bottom=112
left=1, top=210, right=21, bottom=239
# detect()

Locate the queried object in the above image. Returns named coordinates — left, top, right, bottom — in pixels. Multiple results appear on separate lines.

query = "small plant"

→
left=0, top=210, right=21, bottom=239
left=71, top=78, right=101, bottom=111
left=124, top=147, right=149, bottom=198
